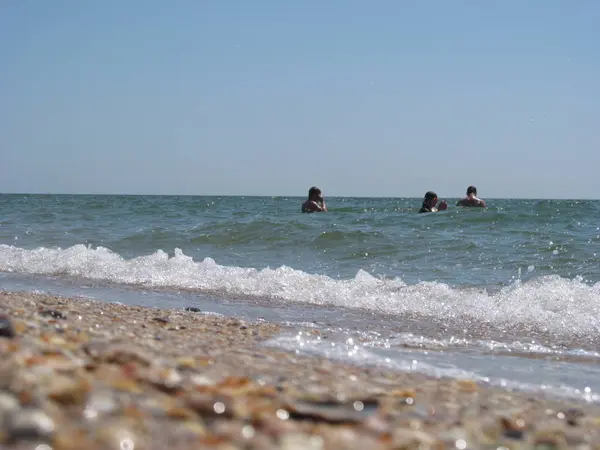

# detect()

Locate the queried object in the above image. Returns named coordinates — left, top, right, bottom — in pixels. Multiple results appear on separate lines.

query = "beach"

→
left=3, top=0, right=598, bottom=443
left=2, top=291, right=600, bottom=449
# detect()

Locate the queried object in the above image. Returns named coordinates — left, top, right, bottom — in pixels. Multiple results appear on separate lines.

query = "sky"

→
left=0, top=1, right=598, bottom=199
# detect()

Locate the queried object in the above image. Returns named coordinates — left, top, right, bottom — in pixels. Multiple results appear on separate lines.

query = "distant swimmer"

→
left=302, top=186, right=328, bottom=213
left=419, top=191, right=448, bottom=213
left=456, top=186, right=486, bottom=208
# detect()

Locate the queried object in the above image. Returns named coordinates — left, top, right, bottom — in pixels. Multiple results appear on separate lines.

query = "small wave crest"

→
left=1, top=244, right=599, bottom=338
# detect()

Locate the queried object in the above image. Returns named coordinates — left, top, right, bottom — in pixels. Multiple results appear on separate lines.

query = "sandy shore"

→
left=1, top=291, right=600, bottom=449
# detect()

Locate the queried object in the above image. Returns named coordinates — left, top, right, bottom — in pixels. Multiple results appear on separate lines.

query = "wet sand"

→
left=1, top=291, right=600, bottom=449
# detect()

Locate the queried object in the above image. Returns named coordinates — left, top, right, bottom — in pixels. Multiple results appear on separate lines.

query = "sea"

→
left=1, top=194, right=600, bottom=403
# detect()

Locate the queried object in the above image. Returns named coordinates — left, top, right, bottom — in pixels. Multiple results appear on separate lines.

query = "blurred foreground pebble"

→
left=2, top=291, right=600, bottom=449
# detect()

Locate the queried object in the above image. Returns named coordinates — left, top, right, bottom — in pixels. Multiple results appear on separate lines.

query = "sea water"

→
left=1, top=194, right=599, bottom=402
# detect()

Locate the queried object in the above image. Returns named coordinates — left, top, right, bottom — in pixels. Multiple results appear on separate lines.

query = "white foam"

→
left=264, top=332, right=600, bottom=404
left=264, top=333, right=480, bottom=379
left=369, top=333, right=600, bottom=360
left=1, top=244, right=600, bottom=337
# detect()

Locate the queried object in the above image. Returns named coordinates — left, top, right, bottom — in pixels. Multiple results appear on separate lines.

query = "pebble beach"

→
left=1, top=291, right=600, bottom=449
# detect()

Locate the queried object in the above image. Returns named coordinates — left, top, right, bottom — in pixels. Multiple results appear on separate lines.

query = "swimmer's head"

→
left=466, top=186, right=477, bottom=196
left=308, top=186, right=322, bottom=201
left=423, top=191, right=438, bottom=207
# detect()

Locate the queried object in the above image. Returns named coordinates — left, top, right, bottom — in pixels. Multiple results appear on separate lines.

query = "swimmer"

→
left=419, top=191, right=448, bottom=213
left=456, top=186, right=486, bottom=208
left=302, top=186, right=327, bottom=213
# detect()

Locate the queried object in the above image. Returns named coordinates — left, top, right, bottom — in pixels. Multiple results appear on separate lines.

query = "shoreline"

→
left=1, top=291, right=600, bottom=449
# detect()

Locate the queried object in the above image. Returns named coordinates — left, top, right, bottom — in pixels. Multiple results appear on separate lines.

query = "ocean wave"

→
left=1, top=244, right=600, bottom=338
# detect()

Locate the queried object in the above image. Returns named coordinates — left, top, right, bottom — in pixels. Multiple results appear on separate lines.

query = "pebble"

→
left=176, top=357, right=196, bottom=370
left=0, top=391, right=20, bottom=416
left=39, top=310, right=67, bottom=320
left=500, top=416, right=526, bottom=440
left=83, top=391, right=119, bottom=421
left=279, top=432, right=320, bottom=450
left=284, top=398, right=378, bottom=424
left=565, top=408, right=584, bottom=426
left=84, top=342, right=153, bottom=367
left=391, top=428, right=440, bottom=449
left=2, top=292, right=600, bottom=449
left=6, top=409, right=55, bottom=443
left=173, top=420, right=207, bottom=439
left=152, top=317, right=169, bottom=325
left=0, top=314, right=16, bottom=338
left=94, top=421, right=141, bottom=450
left=142, top=366, right=183, bottom=392
left=185, top=393, right=234, bottom=419
left=46, top=374, right=91, bottom=406
left=532, top=424, right=568, bottom=443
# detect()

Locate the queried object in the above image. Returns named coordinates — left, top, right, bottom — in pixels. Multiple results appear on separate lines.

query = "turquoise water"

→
left=1, top=194, right=600, bottom=402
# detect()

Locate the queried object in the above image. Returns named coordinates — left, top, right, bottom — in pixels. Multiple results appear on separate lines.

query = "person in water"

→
left=302, top=186, right=327, bottom=213
left=419, top=191, right=448, bottom=213
left=456, top=186, right=486, bottom=208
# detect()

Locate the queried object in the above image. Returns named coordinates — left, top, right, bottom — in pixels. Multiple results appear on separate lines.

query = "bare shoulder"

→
left=302, top=200, right=322, bottom=213
left=458, top=197, right=486, bottom=208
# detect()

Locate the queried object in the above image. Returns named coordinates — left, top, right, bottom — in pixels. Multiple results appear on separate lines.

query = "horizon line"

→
left=0, top=192, right=598, bottom=201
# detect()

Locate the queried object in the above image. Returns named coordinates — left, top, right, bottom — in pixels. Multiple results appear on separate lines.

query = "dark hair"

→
left=422, top=191, right=437, bottom=208
left=308, top=186, right=321, bottom=199
left=466, top=186, right=477, bottom=195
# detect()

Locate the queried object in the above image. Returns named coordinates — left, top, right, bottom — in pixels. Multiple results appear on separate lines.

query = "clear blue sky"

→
left=1, top=1, right=598, bottom=198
